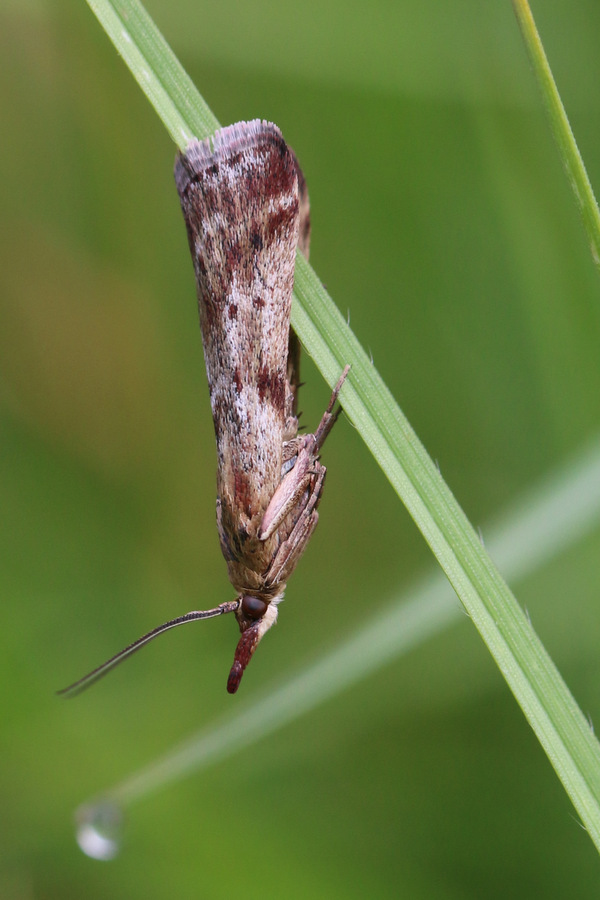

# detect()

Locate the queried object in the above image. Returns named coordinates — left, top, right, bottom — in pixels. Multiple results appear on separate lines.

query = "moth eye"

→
left=241, top=596, right=268, bottom=620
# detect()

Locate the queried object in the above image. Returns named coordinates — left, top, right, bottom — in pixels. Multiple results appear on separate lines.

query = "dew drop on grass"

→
left=75, top=801, right=123, bottom=860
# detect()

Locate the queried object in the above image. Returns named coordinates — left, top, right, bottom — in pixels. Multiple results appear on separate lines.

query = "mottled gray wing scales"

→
left=175, top=122, right=300, bottom=542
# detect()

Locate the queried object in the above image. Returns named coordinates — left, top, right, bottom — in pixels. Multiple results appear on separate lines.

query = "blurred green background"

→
left=2, top=1, right=600, bottom=896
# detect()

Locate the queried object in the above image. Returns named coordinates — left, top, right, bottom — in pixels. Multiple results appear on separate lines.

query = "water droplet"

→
left=75, top=801, right=123, bottom=860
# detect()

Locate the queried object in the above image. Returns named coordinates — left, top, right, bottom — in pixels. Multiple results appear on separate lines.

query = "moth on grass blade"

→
left=59, top=121, right=349, bottom=697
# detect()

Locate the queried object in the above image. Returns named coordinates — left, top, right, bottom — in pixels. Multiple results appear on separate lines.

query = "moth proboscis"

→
left=59, top=120, right=349, bottom=698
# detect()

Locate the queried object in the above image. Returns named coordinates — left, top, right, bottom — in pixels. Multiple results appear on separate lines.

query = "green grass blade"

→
left=512, top=0, right=600, bottom=269
left=84, top=0, right=600, bottom=850
left=86, top=0, right=219, bottom=144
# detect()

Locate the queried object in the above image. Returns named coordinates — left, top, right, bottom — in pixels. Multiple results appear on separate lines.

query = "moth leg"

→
left=281, top=436, right=304, bottom=468
left=267, top=464, right=326, bottom=585
left=259, top=365, right=349, bottom=542
left=312, top=364, right=350, bottom=451
left=259, top=450, right=313, bottom=541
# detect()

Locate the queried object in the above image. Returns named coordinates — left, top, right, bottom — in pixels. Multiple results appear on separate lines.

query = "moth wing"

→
left=286, top=147, right=310, bottom=422
left=175, top=121, right=300, bottom=538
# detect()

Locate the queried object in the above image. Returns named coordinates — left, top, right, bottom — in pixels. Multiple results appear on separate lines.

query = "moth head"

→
left=57, top=594, right=284, bottom=698
left=228, top=595, right=281, bottom=694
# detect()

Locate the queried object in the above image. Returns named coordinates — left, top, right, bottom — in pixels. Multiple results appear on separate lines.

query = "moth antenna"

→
left=57, top=601, right=240, bottom=698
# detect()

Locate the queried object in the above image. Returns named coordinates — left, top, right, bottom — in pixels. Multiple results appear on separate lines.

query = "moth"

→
left=60, top=120, right=348, bottom=697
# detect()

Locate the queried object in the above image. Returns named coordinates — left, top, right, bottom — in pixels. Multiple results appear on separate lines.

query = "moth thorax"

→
left=240, top=595, right=269, bottom=620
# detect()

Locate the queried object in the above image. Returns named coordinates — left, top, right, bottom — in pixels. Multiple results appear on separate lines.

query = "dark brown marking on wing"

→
left=234, top=469, right=253, bottom=520
left=257, top=364, right=285, bottom=409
